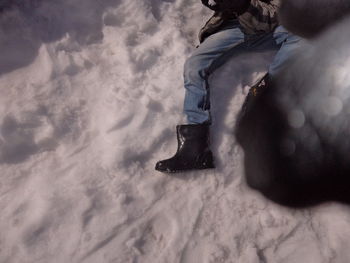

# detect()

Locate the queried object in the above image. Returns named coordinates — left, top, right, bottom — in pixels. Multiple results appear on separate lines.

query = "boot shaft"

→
left=176, top=124, right=210, bottom=151
left=155, top=123, right=215, bottom=173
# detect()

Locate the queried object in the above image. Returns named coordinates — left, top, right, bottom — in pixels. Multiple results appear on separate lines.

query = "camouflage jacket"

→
left=199, top=0, right=280, bottom=43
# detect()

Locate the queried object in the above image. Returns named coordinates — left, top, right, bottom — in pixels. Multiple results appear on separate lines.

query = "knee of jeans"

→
left=184, top=55, right=207, bottom=80
left=273, top=26, right=292, bottom=45
left=275, top=28, right=302, bottom=45
left=287, top=34, right=302, bottom=45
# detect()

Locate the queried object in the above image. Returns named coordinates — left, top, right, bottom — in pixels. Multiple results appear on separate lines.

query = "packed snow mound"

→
left=0, top=0, right=120, bottom=75
left=1, top=0, right=350, bottom=263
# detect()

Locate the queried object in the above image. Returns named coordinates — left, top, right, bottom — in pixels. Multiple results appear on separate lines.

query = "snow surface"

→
left=1, top=0, right=350, bottom=262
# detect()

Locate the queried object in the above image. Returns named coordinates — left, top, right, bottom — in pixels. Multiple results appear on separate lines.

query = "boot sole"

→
left=156, top=165, right=216, bottom=174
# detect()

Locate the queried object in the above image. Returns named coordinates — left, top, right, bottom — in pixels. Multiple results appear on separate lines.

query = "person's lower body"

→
left=184, top=24, right=304, bottom=124
left=155, top=22, right=303, bottom=173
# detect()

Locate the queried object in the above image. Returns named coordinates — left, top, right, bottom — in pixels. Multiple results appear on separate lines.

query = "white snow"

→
left=1, top=0, right=350, bottom=262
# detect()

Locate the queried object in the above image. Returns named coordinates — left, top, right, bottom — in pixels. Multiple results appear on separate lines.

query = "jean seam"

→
left=200, top=39, right=246, bottom=122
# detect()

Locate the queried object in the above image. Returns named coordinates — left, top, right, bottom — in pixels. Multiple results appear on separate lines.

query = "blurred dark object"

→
left=235, top=1, right=350, bottom=207
left=235, top=18, right=350, bottom=206
left=236, top=75, right=350, bottom=207
left=279, top=0, right=350, bottom=38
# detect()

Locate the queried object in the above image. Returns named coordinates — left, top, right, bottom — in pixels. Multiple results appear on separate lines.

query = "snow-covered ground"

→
left=1, top=0, right=350, bottom=262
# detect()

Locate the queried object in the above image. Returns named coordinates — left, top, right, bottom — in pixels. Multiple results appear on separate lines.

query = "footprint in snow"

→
left=129, top=214, right=174, bottom=257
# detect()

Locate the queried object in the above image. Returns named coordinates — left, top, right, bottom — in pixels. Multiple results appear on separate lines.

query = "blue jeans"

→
left=183, top=20, right=303, bottom=124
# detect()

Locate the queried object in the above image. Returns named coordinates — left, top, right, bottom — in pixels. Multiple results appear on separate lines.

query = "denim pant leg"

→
left=268, top=26, right=304, bottom=76
left=183, top=25, right=245, bottom=124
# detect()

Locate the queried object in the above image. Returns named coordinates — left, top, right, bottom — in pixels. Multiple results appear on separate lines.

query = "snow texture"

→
left=1, top=0, right=350, bottom=262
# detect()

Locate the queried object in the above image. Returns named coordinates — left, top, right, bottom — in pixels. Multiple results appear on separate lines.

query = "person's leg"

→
left=156, top=22, right=247, bottom=173
left=183, top=22, right=245, bottom=124
left=268, top=26, right=304, bottom=76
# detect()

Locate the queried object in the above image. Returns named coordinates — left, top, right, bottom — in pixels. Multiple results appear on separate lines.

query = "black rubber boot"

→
left=155, top=124, right=215, bottom=173
left=237, top=73, right=269, bottom=125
